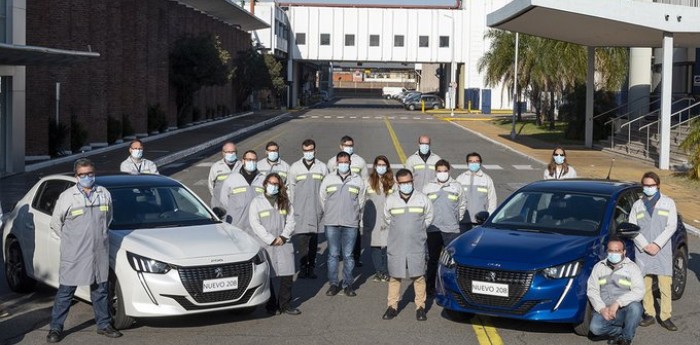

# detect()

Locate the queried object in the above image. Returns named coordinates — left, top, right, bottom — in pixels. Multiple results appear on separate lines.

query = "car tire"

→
left=671, top=246, right=687, bottom=300
left=409, top=104, right=416, bottom=111
left=109, top=274, right=135, bottom=330
left=5, top=238, right=36, bottom=293
left=433, top=104, right=440, bottom=110
left=573, top=301, right=593, bottom=336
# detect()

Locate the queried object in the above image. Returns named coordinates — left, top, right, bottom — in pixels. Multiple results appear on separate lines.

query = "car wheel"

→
left=573, top=301, right=592, bottom=336
left=109, top=274, right=135, bottom=329
left=409, top=104, right=416, bottom=111
left=671, top=246, right=687, bottom=300
left=433, top=104, right=440, bottom=110
left=5, top=238, right=36, bottom=293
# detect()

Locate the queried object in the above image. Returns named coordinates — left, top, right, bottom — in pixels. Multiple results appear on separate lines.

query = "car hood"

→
left=450, top=226, right=597, bottom=269
left=110, top=222, right=260, bottom=264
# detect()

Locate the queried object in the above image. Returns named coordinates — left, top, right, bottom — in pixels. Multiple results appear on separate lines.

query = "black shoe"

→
left=416, top=307, right=427, bottom=321
left=606, top=338, right=618, bottom=345
left=659, top=318, right=678, bottom=331
left=639, top=314, right=655, bottom=327
left=280, top=306, right=302, bottom=315
left=382, top=307, right=398, bottom=320
left=96, top=325, right=123, bottom=338
left=298, top=268, right=309, bottom=279
left=326, top=285, right=341, bottom=296
left=46, top=329, right=62, bottom=343
left=307, top=267, right=318, bottom=279
left=343, top=287, right=357, bottom=297
left=617, top=339, right=631, bottom=345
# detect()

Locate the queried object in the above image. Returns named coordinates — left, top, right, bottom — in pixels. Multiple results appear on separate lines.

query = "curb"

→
left=155, top=112, right=291, bottom=167
left=686, top=223, right=700, bottom=237
left=24, top=112, right=255, bottom=172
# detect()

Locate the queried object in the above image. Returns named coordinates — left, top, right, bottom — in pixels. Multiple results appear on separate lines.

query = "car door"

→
left=31, top=179, right=75, bottom=287
left=611, top=189, right=640, bottom=257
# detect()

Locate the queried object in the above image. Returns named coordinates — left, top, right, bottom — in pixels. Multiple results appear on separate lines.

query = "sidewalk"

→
left=448, top=115, right=700, bottom=235
left=0, top=109, right=292, bottom=212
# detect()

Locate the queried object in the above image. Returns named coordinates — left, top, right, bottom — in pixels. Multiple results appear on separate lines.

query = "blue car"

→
left=436, top=179, right=688, bottom=335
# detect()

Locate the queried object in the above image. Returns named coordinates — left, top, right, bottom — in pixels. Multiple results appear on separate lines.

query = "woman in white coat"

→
left=249, top=173, right=300, bottom=315
left=363, top=155, right=395, bottom=282
left=544, top=146, right=577, bottom=180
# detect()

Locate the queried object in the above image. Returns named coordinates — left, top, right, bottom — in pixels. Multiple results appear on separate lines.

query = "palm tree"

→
left=679, top=119, right=700, bottom=179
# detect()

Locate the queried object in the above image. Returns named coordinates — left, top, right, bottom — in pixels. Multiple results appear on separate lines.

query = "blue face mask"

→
left=399, top=183, right=413, bottom=195
left=303, top=151, right=315, bottom=161
left=224, top=153, right=237, bottom=163
left=337, top=163, right=350, bottom=174
left=130, top=149, right=143, bottom=159
left=375, top=165, right=387, bottom=176
left=267, top=151, right=279, bottom=162
left=643, top=186, right=658, bottom=197
left=468, top=162, right=481, bottom=172
left=342, top=146, right=354, bottom=155
left=554, top=155, right=566, bottom=165
left=419, top=144, right=430, bottom=155
left=78, top=176, right=95, bottom=189
left=244, top=160, right=257, bottom=172
left=607, top=252, right=623, bottom=265
left=266, top=184, right=279, bottom=196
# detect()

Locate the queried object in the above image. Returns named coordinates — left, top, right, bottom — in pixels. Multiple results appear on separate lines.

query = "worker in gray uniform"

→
left=257, top=141, right=290, bottom=184
left=219, top=150, right=265, bottom=234
left=456, top=152, right=497, bottom=232
left=47, top=158, right=122, bottom=343
left=208, top=141, right=241, bottom=209
left=382, top=169, right=433, bottom=322
left=404, top=135, right=441, bottom=192
left=119, top=139, right=159, bottom=175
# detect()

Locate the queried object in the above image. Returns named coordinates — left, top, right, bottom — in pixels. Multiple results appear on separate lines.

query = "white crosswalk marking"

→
left=513, top=165, right=534, bottom=170
left=482, top=164, right=503, bottom=170
left=400, top=117, right=408, bottom=120
left=374, top=116, right=382, bottom=119
left=196, top=162, right=214, bottom=167
left=350, top=116, right=357, bottom=119
left=337, top=116, right=345, bottom=118
left=413, top=117, right=421, bottom=119
left=324, top=116, right=331, bottom=119
left=311, top=115, right=319, bottom=118
left=362, top=116, right=369, bottom=119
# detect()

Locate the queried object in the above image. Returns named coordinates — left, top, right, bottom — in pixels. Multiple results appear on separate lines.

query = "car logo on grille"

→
left=214, top=267, right=224, bottom=278
left=486, top=271, right=497, bottom=282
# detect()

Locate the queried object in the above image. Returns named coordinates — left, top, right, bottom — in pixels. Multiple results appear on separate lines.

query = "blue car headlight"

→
left=127, top=252, right=172, bottom=274
left=439, top=249, right=455, bottom=268
left=542, top=260, right=583, bottom=279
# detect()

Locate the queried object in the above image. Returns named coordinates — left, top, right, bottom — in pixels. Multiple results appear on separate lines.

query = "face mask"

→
left=224, top=153, right=237, bottom=163
left=399, top=183, right=413, bottom=195
left=266, top=184, right=279, bottom=196
left=375, top=165, right=387, bottom=176
left=337, top=163, right=350, bottom=174
left=267, top=151, right=279, bottom=162
left=468, top=163, right=481, bottom=172
left=130, top=149, right=143, bottom=159
left=607, top=252, right=623, bottom=265
left=554, top=155, right=565, bottom=165
left=343, top=146, right=354, bottom=155
left=244, top=160, right=257, bottom=172
left=436, top=172, right=449, bottom=182
left=419, top=144, right=430, bottom=155
left=78, top=176, right=95, bottom=189
left=303, top=151, right=315, bottom=161
left=643, top=186, right=658, bottom=197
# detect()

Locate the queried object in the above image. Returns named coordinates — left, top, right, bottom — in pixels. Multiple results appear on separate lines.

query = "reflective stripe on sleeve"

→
left=326, top=186, right=338, bottom=192
left=296, top=175, right=308, bottom=181
left=232, top=187, right=247, bottom=194
left=348, top=187, right=360, bottom=194
left=312, top=174, right=323, bottom=180
left=71, top=209, right=84, bottom=216
left=428, top=194, right=438, bottom=200
left=657, top=210, right=669, bottom=216
left=477, top=187, right=488, bottom=193
left=636, top=213, right=645, bottom=219
left=216, top=175, right=229, bottom=181
left=99, top=205, right=109, bottom=212
left=259, top=211, right=271, bottom=218
left=598, top=278, right=607, bottom=285
left=447, top=194, right=459, bottom=201
left=408, top=207, right=424, bottom=214
left=390, top=208, right=406, bottom=215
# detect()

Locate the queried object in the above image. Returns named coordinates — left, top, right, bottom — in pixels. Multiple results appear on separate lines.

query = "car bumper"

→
left=117, top=259, right=270, bottom=317
left=436, top=264, right=587, bottom=324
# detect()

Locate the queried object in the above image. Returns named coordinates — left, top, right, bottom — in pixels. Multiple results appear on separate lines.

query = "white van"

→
left=382, top=87, right=406, bottom=99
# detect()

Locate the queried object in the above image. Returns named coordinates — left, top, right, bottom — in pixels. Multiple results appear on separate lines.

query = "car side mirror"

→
left=617, top=222, right=640, bottom=239
left=212, top=207, right=227, bottom=219
left=474, top=211, right=490, bottom=225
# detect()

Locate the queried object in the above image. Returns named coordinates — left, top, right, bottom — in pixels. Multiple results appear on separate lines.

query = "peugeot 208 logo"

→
left=486, top=271, right=497, bottom=282
left=214, top=267, right=224, bottom=278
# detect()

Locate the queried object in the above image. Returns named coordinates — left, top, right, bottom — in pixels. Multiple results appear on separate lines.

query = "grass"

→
left=491, top=118, right=583, bottom=146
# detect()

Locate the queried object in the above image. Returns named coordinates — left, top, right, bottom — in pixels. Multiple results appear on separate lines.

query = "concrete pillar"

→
left=585, top=47, right=595, bottom=148
left=629, top=48, right=652, bottom=118
left=458, top=63, right=466, bottom=109
left=659, top=33, right=673, bottom=170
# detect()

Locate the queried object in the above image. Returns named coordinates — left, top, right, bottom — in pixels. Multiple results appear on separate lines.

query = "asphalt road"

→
left=1, top=97, right=698, bottom=345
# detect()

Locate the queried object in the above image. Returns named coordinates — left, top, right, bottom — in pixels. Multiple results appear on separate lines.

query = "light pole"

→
left=510, top=32, right=519, bottom=140
left=443, top=12, right=456, bottom=117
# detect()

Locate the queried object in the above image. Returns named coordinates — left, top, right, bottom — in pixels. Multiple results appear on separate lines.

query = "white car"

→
left=2, top=174, right=270, bottom=329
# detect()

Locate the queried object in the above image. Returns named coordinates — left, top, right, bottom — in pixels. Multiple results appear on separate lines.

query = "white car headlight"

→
left=542, top=260, right=583, bottom=279
left=253, top=249, right=267, bottom=265
left=127, top=252, right=172, bottom=274
left=439, top=249, right=455, bottom=268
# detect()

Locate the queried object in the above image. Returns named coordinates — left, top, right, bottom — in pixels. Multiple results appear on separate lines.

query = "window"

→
left=394, top=35, right=404, bottom=47
left=419, top=36, right=429, bottom=48
left=32, top=180, right=74, bottom=215
left=0, top=0, right=6, bottom=42
left=439, top=36, right=450, bottom=48
left=296, top=33, right=306, bottom=45
left=613, top=191, right=638, bottom=230
left=320, top=33, right=331, bottom=46
left=369, top=34, right=380, bottom=47
left=345, top=34, right=355, bottom=47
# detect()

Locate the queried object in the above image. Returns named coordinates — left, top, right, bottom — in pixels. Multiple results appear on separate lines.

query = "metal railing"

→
left=593, top=94, right=659, bottom=121
left=615, top=97, right=695, bottom=153
left=636, top=100, right=700, bottom=157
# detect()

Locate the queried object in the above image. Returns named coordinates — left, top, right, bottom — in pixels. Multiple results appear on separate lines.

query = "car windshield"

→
left=489, top=191, right=608, bottom=236
left=109, top=186, right=216, bottom=230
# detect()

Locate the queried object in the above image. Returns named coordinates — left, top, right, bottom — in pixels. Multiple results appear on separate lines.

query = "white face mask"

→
left=267, top=151, right=279, bottom=162
left=303, top=151, right=315, bottom=161
left=436, top=172, right=449, bottom=182
left=342, top=146, right=354, bottom=155
left=130, top=149, right=143, bottom=159
left=419, top=144, right=430, bottom=155
left=337, top=162, right=350, bottom=174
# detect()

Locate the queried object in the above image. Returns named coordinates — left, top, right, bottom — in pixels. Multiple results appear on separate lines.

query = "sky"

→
left=277, top=0, right=460, bottom=7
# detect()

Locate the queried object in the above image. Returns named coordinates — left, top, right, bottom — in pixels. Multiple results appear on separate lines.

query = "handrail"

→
left=603, top=98, right=662, bottom=126
left=638, top=98, right=698, bottom=131
left=593, top=94, right=659, bottom=120
left=670, top=103, right=700, bottom=130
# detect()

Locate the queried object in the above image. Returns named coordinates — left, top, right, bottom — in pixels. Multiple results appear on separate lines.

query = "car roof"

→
left=519, top=179, right=638, bottom=196
left=42, top=173, right=182, bottom=189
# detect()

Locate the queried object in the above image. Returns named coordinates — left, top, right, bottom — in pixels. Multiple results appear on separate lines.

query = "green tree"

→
left=680, top=119, right=700, bottom=179
left=263, top=54, right=286, bottom=107
left=170, top=33, right=232, bottom=126
left=232, top=47, right=269, bottom=110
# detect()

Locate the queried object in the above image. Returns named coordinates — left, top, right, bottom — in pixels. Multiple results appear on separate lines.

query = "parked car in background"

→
left=401, top=91, right=422, bottom=103
left=2, top=174, right=270, bottom=329
left=404, top=94, right=444, bottom=110
left=382, top=87, right=406, bottom=99
left=436, top=179, right=688, bottom=335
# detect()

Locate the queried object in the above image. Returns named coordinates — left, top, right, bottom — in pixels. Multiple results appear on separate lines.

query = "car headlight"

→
left=127, top=252, right=172, bottom=274
left=439, top=249, right=455, bottom=268
left=542, top=260, right=583, bottom=279
left=253, top=249, right=267, bottom=265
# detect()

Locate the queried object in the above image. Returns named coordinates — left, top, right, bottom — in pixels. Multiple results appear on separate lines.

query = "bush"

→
left=122, top=115, right=135, bottom=137
left=107, top=116, right=122, bottom=144
left=70, top=114, right=88, bottom=152
left=147, top=104, right=168, bottom=133
left=559, top=83, right=619, bottom=141
left=48, top=119, right=69, bottom=157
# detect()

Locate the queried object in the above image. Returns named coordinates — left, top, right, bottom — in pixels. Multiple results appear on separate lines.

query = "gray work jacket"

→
left=628, top=194, right=677, bottom=276
left=423, top=178, right=466, bottom=233
left=208, top=159, right=241, bottom=208
left=249, top=195, right=296, bottom=277
left=404, top=151, right=441, bottom=192
left=287, top=158, right=328, bottom=234
left=383, top=191, right=434, bottom=278
left=319, top=172, right=366, bottom=229
left=219, top=171, right=265, bottom=233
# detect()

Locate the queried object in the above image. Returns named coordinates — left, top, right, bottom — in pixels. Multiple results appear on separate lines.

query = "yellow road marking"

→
left=383, top=116, right=407, bottom=163
left=471, top=315, right=504, bottom=345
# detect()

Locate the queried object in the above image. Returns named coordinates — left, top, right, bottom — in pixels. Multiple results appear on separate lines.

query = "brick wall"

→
left=25, top=0, right=250, bottom=155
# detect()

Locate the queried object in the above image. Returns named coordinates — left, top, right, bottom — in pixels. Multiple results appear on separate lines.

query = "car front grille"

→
left=162, top=286, right=259, bottom=311
left=449, top=291, right=542, bottom=316
left=177, top=259, right=254, bottom=304
left=455, top=265, right=534, bottom=309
